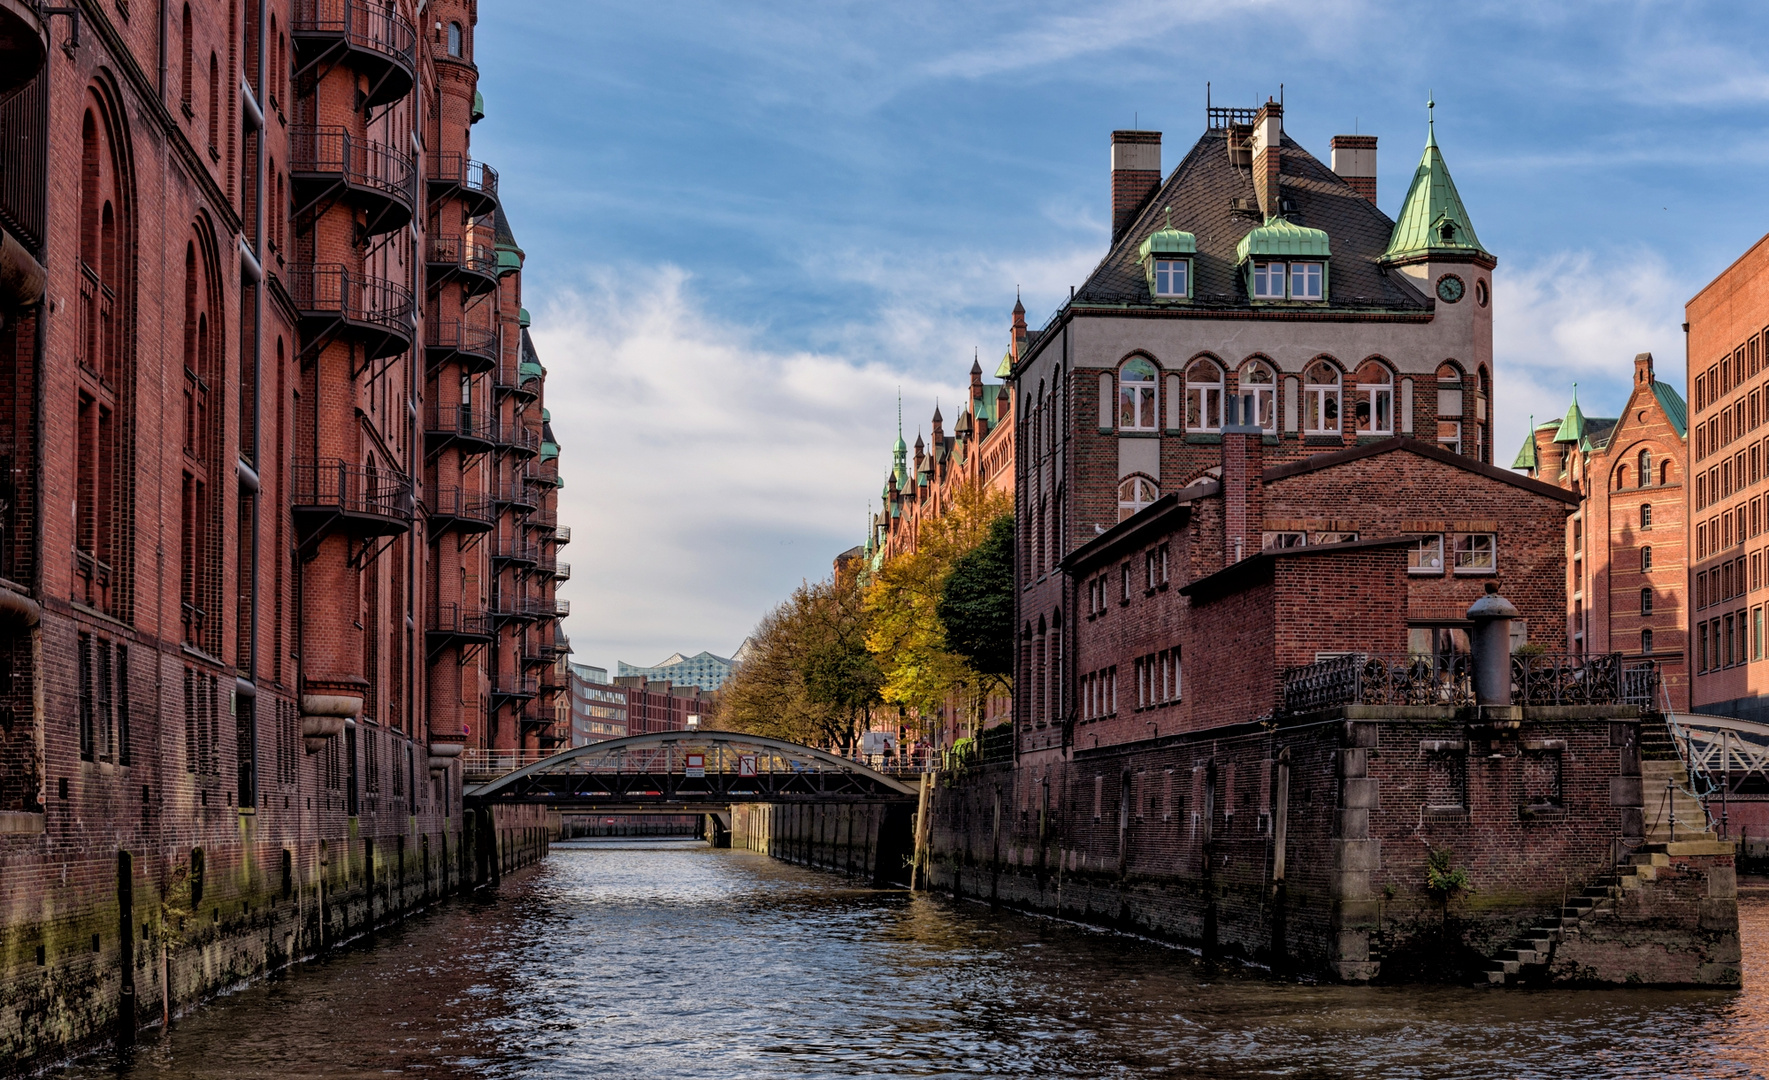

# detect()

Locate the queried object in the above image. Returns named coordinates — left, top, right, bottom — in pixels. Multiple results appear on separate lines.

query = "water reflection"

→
left=54, top=838, right=1769, bottom=1079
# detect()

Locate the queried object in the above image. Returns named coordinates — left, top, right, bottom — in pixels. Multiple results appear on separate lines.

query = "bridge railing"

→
left=462, top=747, right=554, bottom=782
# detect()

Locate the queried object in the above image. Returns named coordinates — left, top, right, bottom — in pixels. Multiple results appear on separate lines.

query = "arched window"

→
left=1641, top=628, right=1654, bottom=655
left=1435, top=362, right=1463, bottom=455
left=1118, top=475, right=1158, bottom=522
left=1616, top=466, right=1628, bottom=490
left=448, top=21, right=463, bottom=56
left=1641, top=587, right=1654, bottom=616
left=1303, top=359, right=1341, bottom=434
left=1237, top=360, right=1276, bottom=431
left=1661, top=461, right=1672, bottom=486
left=1641, top=546, right=1653, bottom=572
left=1185, top=358, right=1223, bottom=432
left=1354, top=361, right=1393, bottom=435
left=1118, top=358, right=1158, bottom=431
left=1638, top=449, right=1652, bottom=487
left=1641, top=503, right=1653, bottom=528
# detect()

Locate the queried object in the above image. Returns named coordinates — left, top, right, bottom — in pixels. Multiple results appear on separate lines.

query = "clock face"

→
left=1437, top=275, right=1465, bottom=303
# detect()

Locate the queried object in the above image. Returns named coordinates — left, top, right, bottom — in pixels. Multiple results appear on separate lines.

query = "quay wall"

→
left=729, top=801, right=915, bottom=887
left=915, top=709, right=1739, bottom=985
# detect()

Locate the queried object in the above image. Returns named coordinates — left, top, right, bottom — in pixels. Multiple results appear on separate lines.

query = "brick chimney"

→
left=1330, top=134, right=1377, bottom=202
left=1221, top=398, right=1265, bottom=565
left=1111, top=130, right=1162, bottom=244
left=1252, top=100, right=1283, bottom=218
left=1635, top=351, right=1655, bottom=386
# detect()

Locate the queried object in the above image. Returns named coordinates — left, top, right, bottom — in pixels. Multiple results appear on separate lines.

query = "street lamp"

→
left=686, top=714, right=700, bottom=731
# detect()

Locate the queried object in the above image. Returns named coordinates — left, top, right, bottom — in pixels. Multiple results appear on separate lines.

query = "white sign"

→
left=738, top=754, right=757, bottom=777
left=685, top=753, right=705, bottom=778
left=861, top=731, right=899, bottom=755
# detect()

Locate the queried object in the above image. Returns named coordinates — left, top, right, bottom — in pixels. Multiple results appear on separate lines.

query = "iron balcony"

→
left=290, top=0, right=417, bottom=108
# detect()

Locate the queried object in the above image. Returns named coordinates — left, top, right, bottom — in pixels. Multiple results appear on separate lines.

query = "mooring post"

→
left=910, top=772, right=932, bottom=891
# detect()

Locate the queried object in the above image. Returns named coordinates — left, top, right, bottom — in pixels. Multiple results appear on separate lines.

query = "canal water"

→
left=53, top=839, right=1769, bottom=1079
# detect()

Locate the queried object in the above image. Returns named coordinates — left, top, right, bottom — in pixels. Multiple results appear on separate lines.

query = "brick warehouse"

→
left=907, top=98, right=1739, bottom=984
left=0, top=0, right=562, bottom=1064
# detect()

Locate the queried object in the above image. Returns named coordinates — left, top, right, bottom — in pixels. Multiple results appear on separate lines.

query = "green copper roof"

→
left=519, top=356, right=543, bottom=383
left=540, top=408, right=550, bottom=422
left=1382, top=112, right=1490, bottom=265
left=540, top=440, right=558, bottom=463
left=1236, top=216, right=1330, bottom=261
left=1511, top=418, right=1540, bottom=470
left=471, top=91, right=485, bottom=124
left=1554, top=387, right=1585, bottom=444
left=1652, top=381, right=1688, bottom=438
left=1138, top=228, right=1197, bottom=260
left=493, top=204, right=524, bottom=274
left=518, top=307, right=531, bottom=329
left=995, top=349, right=1013, bottom=379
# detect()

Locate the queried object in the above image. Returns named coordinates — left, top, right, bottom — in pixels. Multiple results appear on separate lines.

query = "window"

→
left=1758, top=608, right=1764, bottom=661
left=1354, top=361, right=1393, bottom=435
left=1185, top=358, right=1224, bottom=432
left=180, top=4, right=193, bottom=109
left=1118, top=358, right=1158, bottom=431
left=207, top=52, right=219, bottom=153
left=1641, top=587, right=1654, bottom=616
left=1153, top=259, right=1188, bottom=298
left=1118, top=476, right=1157, bottom=522
left=1252, top=262, right=1285, bottom=299
left=447, top=21, right=463, bottom=56
left=1120, top=563, right=1131, bottom=602
left=1640, top=628, right=1653, bottom=655
left=1143, top=545, right=1169, bottom=589
left=1638, top=449, right=1652, bottom=487
left=1437, top=420, right=1461, bottom=455
left=1291, top=262, right=1324, bottom=300
left=1238, top=361, right=1276, bottom=431
left=1409, top=534, right=1445, bottom=574
left=1641, top=503, right=1652, bottom=529
left=1313, top=531, right=1358, bottom=545
left=1262, top=531, right=1306, bottom=550
left=1303, top=360, right=1341, bottom=434
left=1641, top=546, right=1653, bottom=572
left=1452, top=532, right=1496, bottom=574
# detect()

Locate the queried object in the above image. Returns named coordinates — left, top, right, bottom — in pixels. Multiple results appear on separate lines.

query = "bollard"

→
left=1466, top=581, right=1519, bottom=706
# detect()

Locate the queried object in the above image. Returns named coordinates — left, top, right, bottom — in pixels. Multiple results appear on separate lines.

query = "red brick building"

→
left=614, top=676, right=712, bottom=735
left=1685, top=232, right=1769, bottom=722
left=0, top=0, right=562, bottom=1060
left=1513, top=353, right=1690, bottom=710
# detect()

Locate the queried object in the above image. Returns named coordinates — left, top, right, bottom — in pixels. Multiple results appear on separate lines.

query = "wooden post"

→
left=910, top=772, right=932, bottom=891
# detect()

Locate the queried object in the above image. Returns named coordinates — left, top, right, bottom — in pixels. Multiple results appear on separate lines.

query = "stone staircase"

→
left=1480, top=725, right=1720, bottom=986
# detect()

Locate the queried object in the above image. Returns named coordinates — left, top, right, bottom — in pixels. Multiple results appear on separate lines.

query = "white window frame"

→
left=1252, top=262, right=1286, bottom=299
left=1303, top=360, right=1341, bottom=435
left=1312, top=531, right=1358, bottom=545
left=1355, top=362, right=1393, bottom=435
left=1118, top=475, right=1158, bottom=522
left=1118, top=358, right=1159, bottom=432
left=1409, top=534, right=1445, bottom=575
left=1238, top=362, right=1277, bottom=432
left=1438, top=419, right=1462, bottom=455
left=1154, top=259, right=1189, bottom=298
left=1185, top=359, right=1224, bottom=432
left=1291, top=262, right=1324, bottom=300
left=1262, top=531, right=1307, bottom=550
left=1453, top=532, right=1497, bottom=574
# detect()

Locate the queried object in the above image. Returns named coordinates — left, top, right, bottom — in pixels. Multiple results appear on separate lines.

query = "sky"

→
left=469, top=1, right=1769, bottom=672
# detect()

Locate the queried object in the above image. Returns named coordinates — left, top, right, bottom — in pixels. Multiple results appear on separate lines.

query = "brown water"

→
left=50, top=840, right=1769, bottom=1079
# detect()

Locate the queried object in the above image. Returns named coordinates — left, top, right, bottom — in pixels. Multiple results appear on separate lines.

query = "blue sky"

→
left=472, top=1, right=1769, bottom=671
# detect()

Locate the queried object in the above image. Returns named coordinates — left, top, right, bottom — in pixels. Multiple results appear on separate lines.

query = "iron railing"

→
left=425, top=151, right=498, bottom=203
left=427, top=485, right=496, bottom=527
left=291, top=457, right=413, bottom=522
left=552, top=561, right=571, bottom=582
left=495, top=420, right=540, bottom=455
left=425, top=315, right=498, bottom=363
left=289, top=125, right=416, bottom=207
left=1280, top=652, right=1659, bottom=715
left=491, top=675, right=539, bottom=700
left=288, top=263, right=414, bottom=333
left=426, top=227, right=497, bottom=280
left=461, top=747, right=552, bottom=781
left=0, top=67, right=46, bottom=254
left=554, top=598, right=571, bottom=618
left=553, top=526, right=571, bottom=545
left=525, top=510, right=558, bottom=531
left=291, top=0, right=418, bottom=75
left=428, top=601, right=492, bottom=639
left=424, top=402, right=495, bottom=443
left=491, top=539, right=539, bottom=564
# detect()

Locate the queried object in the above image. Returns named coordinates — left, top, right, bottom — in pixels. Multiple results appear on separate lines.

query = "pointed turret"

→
left=1510, top=415, right=1540, bottom=473
left=1554, top=386, right=1586, bottom=445
left=1382, top=99, right=1492, bottom=267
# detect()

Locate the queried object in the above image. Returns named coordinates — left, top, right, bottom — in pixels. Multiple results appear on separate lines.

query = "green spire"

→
left=1510, top=415, right=1539, bottom=470
left=1554, top=385, right=1585, bottom=444
left=1382, top=97, right=1490, bottom=265
left=891, top=390, right=908, bottom=487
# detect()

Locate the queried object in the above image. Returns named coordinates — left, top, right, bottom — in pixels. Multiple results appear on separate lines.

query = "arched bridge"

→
left=463, top=730, right=919, bottom=813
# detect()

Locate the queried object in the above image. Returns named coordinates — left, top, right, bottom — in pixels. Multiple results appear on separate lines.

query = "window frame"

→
left=1290, top=261, right=1324, bottom=301
left=1408, top=534, right=1445, bottom=575
left=1118, top=358, right=1159, bottom=432
left=1237, top=361, right=1277, bottom=433
left=1153, top=258, right=1190, bottom=299
left=1117, top=475, right=1158, bottom=522
left=1184, top=358, right=1224, bottom=433
left=1451, top=532, right=1496, bottom=575
left=1252, top=262, right=1286, bottom=299
left=1302, top=359, right=1342, bottom=435
left=1354, top=361, right=1394, bottom=436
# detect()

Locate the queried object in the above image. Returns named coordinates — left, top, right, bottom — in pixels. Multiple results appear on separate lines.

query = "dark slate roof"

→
left=1585, top=417, right=1620, bottom=451
left=1075, top=129, right=1431, bottom=312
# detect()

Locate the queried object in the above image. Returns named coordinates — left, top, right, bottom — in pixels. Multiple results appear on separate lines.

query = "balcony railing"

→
left=553, top=525, right=571, bottom=545
left=426, top=226, right=498, bottom=292
left=427, top=601, right=492, bottom=640
left=426, top=485, right=496, bottom=530
left=1279, top=652, right=1659, bottom=716
left=292, top=457, right=413, bottom=525
left=491, top=539, right=539, bottom=565
left=424, top=402, right=496, bottom=447
left=491, top=477, right=538, bottom=510
left=554, top=598, right=571, bottom=618
left=291, top=0, right=417, bottom=106
left=491, top=596, right=550, bottom=622
left=525, top=509, right=558, bottom=531
left=495, top=420, right=540, bottom=456
left=288, top=263, right=414, bottom=355
left=0, top=66, right=46, bottom=254
left=461, top=747, right=554, bottom=782
left=424, top=315, right=498, bottom=369
left=426, top=152, right=499, bottom=208
left=530, top=462, right=558, bottom=487
left=289, top=125, right=416, bottom=214
left=491, top=675, right=540, bottom=700
left=552, top=561, right=571, bottom=582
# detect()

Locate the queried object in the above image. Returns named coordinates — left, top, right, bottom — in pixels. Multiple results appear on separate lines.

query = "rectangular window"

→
left=1522, top=749, right=1563, bottom=809
left=1453, top=533, right=1497, bottom=573
left=1756, top=607, right=1763, bottom=661
left=1145, top=551, right=1157, bottom=591
left=1290, top=262, right=1323, bottom=300
left=1252, top=262, right=1285, bottom=299
left=1573, top=517, right=1583, bottom=551
left=1313, top=531, right=1358, bottom=545
left=1154, top=259, right=1188, bottom=298
left=1437, top=419, right=1461, bottom=455
left=1409, top=534, right=1445, bottom=574
left=1699, top=620, right=1709, bottom=672
left=1727, top=614, right=1737, bottom=666
left=1108, top=667, right=1117, bottom=715
left=1159, top=544, right=1169, bottom=584
left=1262, top=531, right=1306, bottom=550
left=1121, top=564, right=1131, bottom=602
left=1425, top=749, right=1466, bottom=811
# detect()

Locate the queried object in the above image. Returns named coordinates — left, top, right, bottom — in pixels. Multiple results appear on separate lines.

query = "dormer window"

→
left=1252, top=262, right=1285, bottom=299
left=1291, top=262, right=1323, bottom=300
left=1138, top=210, right=1196, bottom=302
left=1236, top=217, right=1331, bottom=304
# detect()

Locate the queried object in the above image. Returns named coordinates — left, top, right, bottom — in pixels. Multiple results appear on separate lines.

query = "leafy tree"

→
left=937, top=512, right=1014, bottom=679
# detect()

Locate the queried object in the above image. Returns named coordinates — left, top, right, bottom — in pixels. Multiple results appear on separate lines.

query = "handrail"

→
left=291, top=0, right=418, bottom=71
left=424, top=402, right=496, bottom=441
left=291, top=457, right=413, bottom=521
left=424, top=315, right=497, bottom=360
left=427, top=485, right=496, bottom=525
left=428, top=601, right=492, bottom=638
left=287, top=263, right=414, bottom=332
left=425, top=152, right=499, bottom=203
left=289, top=125, right=416, bottom=206
left=1280, top=652, right=1658, bottom=715
left=426, top=226, right=498, bottom=279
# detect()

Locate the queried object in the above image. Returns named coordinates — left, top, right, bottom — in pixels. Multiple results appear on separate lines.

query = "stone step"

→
left=1500, top=947, right=1547, bottom=965
left=1529, top=925, right=1564, bottom=942
left=1514, top=936, right=1553, bottom=953
left=1478, top=968, right=1509, bottom=986
left=1486, top=957, right=1521, bottom=976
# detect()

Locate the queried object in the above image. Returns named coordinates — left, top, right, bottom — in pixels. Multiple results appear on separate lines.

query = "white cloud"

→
left=532, top=266, right=957, bottom=671
left=1492, top=250, right=1689, bottom=467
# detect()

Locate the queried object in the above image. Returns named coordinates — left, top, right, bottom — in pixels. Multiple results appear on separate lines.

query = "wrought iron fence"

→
left=495, top=420, right=541, bottom=455
left=1280, top=651, right=1659, bottom=715
left=553, top=525, right=571, bottom=544
left=289, top=125, right=415, bottom=206
left=428, top=601, right=491, bottom=639
left=425, top=152, right=499, bottom=203
left=426, top=227, right=497, bottom=279
left=425, top=315, right=497, bottom=361
left=424, top=401, right=494, bottom=441
left=0, top=67, right=46, bottom=254
left=292, top=457, right=412, bottom=522
left=426, top=485, right=495, bottom=527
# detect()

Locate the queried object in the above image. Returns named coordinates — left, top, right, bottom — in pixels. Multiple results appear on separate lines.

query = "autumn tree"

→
left=937, top=511, right=1014, bottom=682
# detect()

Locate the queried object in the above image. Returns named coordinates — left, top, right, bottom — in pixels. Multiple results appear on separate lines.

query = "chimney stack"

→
left=1252, top=100, right=1283, bottom=218
left=1221, top=397, right=1265, bottom=565
left=1330, top=134, right=1378, bottom=203
left=1110, top=130, right=1162, bottom=244
left=1635, top=351, right=1655, bottom=386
